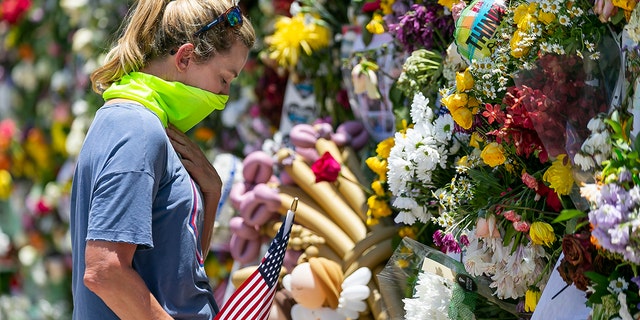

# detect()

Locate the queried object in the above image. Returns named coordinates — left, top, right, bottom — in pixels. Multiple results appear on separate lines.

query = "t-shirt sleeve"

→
left=84, top=104, right=169, bottom=249
left=87, top=171, right=155, bottom=248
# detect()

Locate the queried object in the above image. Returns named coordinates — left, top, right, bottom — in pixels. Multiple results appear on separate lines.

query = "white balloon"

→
left=342, top=267, right=371, bottom=288
left=282, top=274, right=292, bottom=292
left=340, top=286, right=371, bottom=300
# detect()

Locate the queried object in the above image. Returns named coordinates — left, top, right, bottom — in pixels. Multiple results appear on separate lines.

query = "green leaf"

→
left=503, top=225, right=516, bottom=247
left=605, top=118, right=622, bottom=136
left=634, top=132, right=640, bottom=153
left=551, top=209, right=586, bottom=224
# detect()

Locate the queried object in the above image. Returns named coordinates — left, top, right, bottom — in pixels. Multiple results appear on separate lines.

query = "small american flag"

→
left=214, top=198, right=297, bottom=320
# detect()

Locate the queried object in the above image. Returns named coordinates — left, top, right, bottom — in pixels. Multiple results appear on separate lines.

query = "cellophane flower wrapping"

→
left=377, top=237, right=521, bottom=319
left=511, top=33, right=622, bottom=209
left=548, top=12, right=640, bottom=320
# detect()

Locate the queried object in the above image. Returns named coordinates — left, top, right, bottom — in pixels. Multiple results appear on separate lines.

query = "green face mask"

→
left=102, top=72, right=229, bottom=132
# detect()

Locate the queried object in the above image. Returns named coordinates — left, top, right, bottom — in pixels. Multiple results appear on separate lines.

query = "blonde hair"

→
left=90, top=0, right=256, bottom=93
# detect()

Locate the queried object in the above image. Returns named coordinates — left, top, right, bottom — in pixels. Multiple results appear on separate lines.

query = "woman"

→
left=70, top=0, right=255, bottom=319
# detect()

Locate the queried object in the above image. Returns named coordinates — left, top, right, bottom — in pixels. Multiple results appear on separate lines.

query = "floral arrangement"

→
left=360, top=0, right=640, bottom=315
left=552, top=21, right=640, bottom=315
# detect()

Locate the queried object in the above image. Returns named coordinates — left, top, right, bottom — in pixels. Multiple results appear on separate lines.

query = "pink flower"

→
left=476, top=215, right=501, bottom=238
left=521, top=172, right=538, bottom=191
left=513, top=221, right=530, bottom=232
left=502, top=210, right=521, bottom=222
left=310, top=152, right=341, bottom=183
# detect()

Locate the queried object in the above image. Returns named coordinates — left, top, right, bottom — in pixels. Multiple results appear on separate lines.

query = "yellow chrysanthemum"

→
left=0, top=169, right=12, bottom=200
left=366, top=156, right=388, bottom=179
left=399, top=226, right=416, bottom=239
left=529, top=221, right=556, bottom=247
left=371, top=180, right=386, bottom=196
left=480, top=142, right=506, bottom=167
left=525, top=288, right=541, bottom=312
left=267, top=13, right=331, bottom=69
left=366, top=215, right=380, bottom=226
left=367, top=195, right=392, bottom=217
left=366, top=13, right=386, bottom=34
left=543, top=154, right=575, bottom=196
left=376, top=137, right=395, bottom=159
left=455, top=68, right=474, bottom=92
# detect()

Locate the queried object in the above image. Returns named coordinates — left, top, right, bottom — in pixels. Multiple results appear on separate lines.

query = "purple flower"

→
left=387, top=3, right=455, bottom=52
left=433, top=229, right=444, bottom=247
left=460, top=234, right=470, bottom=247
left=608, top=226, right=629, bottom=247
left=589, top=204, right=623, bottom=228
left=433, top=230, right=462, bottom=253
left=618, top=169, right=632, bottom=183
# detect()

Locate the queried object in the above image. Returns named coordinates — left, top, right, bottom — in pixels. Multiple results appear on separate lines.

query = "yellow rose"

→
left=0, top=169, right=12, bottom=200
left=613, top=0, right=637, bottom=11
left=517, top=14, right=538, bottom=31
left=529, top=221, right=556, bottom=246
left=366, top=156, right=388, bottom=179
left=480, top=142, right=506, bottom=167
left=543, top=154, right=575, bottom=196
left=525, top=288, right=541, bottom=312
left=376, top=137, right=395, bottom=159
left=451, top=106, right=474, bottom=130
left=510, top=31, right=530, bottom=58
left=455, top=68, right=474, bottom=92
left=468, top=96, right=480, bottom=108
left=457, top=155, right=470, bottom=167
left=469, top=132, right=483, bottom=149
left=538, top=11, right=556, bottom=25
left=514, top=3, right=537, bottom=26
left=441, top=93, right=468, bottom=111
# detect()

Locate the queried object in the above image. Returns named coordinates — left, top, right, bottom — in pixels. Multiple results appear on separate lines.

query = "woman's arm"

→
left=166, top=125, right=222, bottom=259
left=84, top=240, right=173, bottom=320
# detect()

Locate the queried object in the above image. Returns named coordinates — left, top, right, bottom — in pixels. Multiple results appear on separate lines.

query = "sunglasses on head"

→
left=194, top=6, right=243, bottom=36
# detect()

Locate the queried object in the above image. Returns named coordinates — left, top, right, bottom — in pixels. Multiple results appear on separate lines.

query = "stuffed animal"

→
left=282, top=257, right=371, bottom=320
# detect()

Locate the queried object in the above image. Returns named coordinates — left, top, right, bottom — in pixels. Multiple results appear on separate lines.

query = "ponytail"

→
left=90, top=0, right=167, bottom=93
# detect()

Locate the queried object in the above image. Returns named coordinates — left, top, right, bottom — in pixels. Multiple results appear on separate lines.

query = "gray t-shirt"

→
left=70, top=102, right=218, bottom=319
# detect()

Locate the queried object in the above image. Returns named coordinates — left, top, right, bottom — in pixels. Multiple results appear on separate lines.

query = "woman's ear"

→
left=174, top=43, right=195, bottom=72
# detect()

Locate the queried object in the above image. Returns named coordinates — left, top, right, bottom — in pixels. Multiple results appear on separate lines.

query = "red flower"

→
left=482, top=103, right=505, bottom=124
left=537, top=183, right=562, bottom=212
left=310, top=152, right=341, bottom=183
left=1, top=0, right=31, bottom=24
left=362, top=0, right=381, bottom=12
